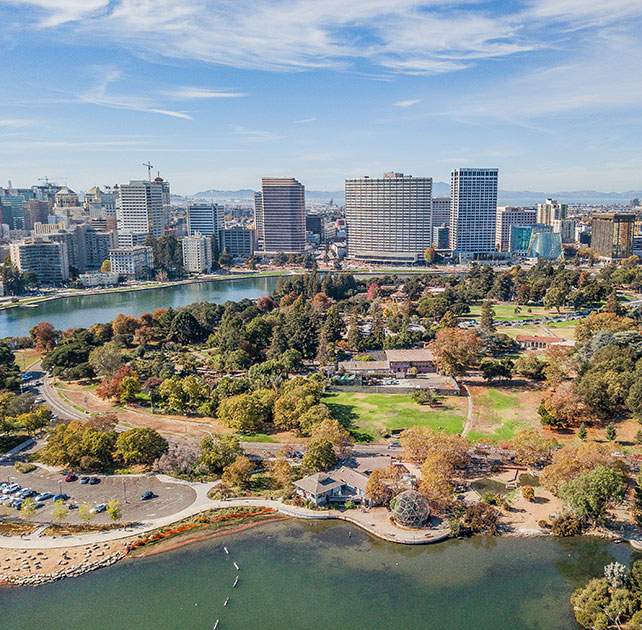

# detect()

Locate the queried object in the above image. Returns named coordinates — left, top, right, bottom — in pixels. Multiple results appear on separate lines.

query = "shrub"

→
left=459, top=503, right=500, bottom=536
left=551, top=513, right=584, bottom=537
left=14, top=461, right=36, bottom=474
left=521, top=486, right=535, bottom=502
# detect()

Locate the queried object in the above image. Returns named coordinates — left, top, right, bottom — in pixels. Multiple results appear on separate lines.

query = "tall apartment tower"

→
left=591, top=213, right=635, bottom=259
left=495, top=206, right=537, bottom=252
left=431, top=197, right=451, bottom=228
left=117, top=180, right=166, bottom=245
left=537, top=198, right=567, bottom=225
left=255, top=178, right=305, bottom=255
left=450, top=168, right=498, bottom=255
left=345, top=172, right=433, bottom=263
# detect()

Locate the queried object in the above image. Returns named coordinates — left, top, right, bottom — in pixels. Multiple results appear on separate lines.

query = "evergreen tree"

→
left=604, top=290, right=622, bottom=315
left=606, top=422, right=617, bottom=441
left=369, top=304, right=386, bottom=349
left=577, top=422, right=587, bottom=441
left=285, top=296, right=319, bottom=358
left=323, top=304, right=344, bottom=342
left=479, top=300, right=496, bottom=334
left=268, top=315, right=289, bottom=359
left=346, top=313, right=363, bottom=351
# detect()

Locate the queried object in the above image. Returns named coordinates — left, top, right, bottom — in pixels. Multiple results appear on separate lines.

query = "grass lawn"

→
left=496, top=320, right=578, bottom=341
left=14, top=349, right=42, bottom=371
left=238, top=433, right=277, bottom=443
left=323, top=391, right=467, bottom=441
left=467, top=384, right=543, bottom=442
left=466, top=302, right=575, bottom=322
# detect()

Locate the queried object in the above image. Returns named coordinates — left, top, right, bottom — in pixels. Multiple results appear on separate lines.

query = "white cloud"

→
left=0, top=118, right=33, bottom=128
left=80, top=69, right=192, bottom=120
left=393, top=99, right=421, bottom=108
left=5, top=0, right=108, bottom=26
left=293, top=117, right=317, bottom=124
left=168, top=87, right=248, bottom=100
left=231, top=125, right=283, bottom=142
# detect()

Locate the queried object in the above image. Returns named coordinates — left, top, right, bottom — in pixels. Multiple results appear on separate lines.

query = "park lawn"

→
left=467, top=383, right=543, bottom=442
left=238, top=433, right=277, bottom=443
left=14, top=348, right=42, bottom=371
left=466, top=302, right=575, bottom=322
left=496, top=320, right=578, bottom=341
left=323, top=391, right=467, bottom=441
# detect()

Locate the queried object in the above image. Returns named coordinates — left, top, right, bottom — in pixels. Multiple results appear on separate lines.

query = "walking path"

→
left=461, top=382, right=474, bottom=436
left=0, top=474, right=448, bottom=549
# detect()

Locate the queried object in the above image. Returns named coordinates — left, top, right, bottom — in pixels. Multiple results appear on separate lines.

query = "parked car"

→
left=9, top=498, right=23, bottom=509
left=34, top=492, right=54, bottom=502
left=52, top=493, right=69, bottom=502
left=64, top=473, right=77, bottom=482
left=4, top=484, right=21, bottom=494
left=90, top=503, right=107, bottom=514
left=79, top=476, right=90, bottom=484
left=17, top=488, right=36, bottom=498
left=88, top=477, right=100, bottom=485
left=140, top=491, right=156, bottom=501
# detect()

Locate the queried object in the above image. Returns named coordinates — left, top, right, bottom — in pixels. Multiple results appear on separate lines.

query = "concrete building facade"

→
left=495, top=206, right=537, bottom=252
left=117, top=180, right=166, bottom=243
left=182, top=234, right=212, bottom=273
left=591, top=213, right=635, bottom=259
left=9, top=239, right=69, bottom=285
left=345, top=172, right=432, bottom=263
left=109, top=245, right=154, bottom=279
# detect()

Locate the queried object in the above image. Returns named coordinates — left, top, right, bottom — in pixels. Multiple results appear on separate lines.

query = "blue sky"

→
left=1, top=0, right=642, bottom=194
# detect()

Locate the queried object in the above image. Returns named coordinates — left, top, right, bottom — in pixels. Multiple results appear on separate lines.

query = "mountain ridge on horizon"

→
left=184, top=182, right=642, bottom=205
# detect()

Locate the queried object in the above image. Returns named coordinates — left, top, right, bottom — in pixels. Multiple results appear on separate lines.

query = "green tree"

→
left=0, top=343, right=21, bottom=391
left=301, top=438, right=336, bottom=473
left=114, top=428, right=169, bottom=465
left=169, top=310, right=205, bottom=344
left=78, top=503, right=94, bottom=524
left=52, top=499, right=69, bottom=522
left=543, top=286, right=566, bottom=313
left=560, top=465, right=626, bottom=524
left=198, top=433, right=242, bottom=474
left=119, top=374, right=141, bottom=403
left=606, top=422, right=617, bottom=442
left=221, top=455, right=254, bottom=491
left=20, top=497, right=37, bottom=517
left=88, top=341, right=123, bottom=378
left=578, top=422, right=587, bottom=441
left=106, top=499, right=122, bottom=522
left=479, top=300, right=496, bottom=334
left=217, top=390, right=274, bottom=433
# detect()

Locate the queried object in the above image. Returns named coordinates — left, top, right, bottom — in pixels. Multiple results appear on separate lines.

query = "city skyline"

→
left=2, top=1, right=642, bottom=193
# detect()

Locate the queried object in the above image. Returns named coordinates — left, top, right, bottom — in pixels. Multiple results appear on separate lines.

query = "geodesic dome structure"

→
left=390, top=490, right=431, bottom=528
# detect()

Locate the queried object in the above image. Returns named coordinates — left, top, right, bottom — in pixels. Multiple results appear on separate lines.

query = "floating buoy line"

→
left=213, top=545, right=243, bottom=628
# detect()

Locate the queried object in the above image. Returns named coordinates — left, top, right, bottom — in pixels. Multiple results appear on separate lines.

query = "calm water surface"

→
left=1, top=520, right=638, bottom=630
left=0, top=276, right=280, bottom=338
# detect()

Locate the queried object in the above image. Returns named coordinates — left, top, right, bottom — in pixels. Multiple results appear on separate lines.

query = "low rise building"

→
left=109, top=245, right=154, bottom=279
left=78, top=271, right=120, bottom=287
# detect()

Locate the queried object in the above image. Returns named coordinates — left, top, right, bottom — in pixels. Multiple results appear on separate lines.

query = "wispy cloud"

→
left=167, top=87, right=248, bottom=100
left=294, top=117, right=317, bottom=124
left=0, top=117, right=34, bottom=128
left=5, top=0, right=109, bottom=27
left=393, top=99, right=421, bottom=108
left=231, top=125, right=283, bottom=142
left=80, top=69, right=192, bottom=120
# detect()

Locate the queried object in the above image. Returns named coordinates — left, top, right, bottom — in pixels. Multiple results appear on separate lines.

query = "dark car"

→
left=64, top=473, right=77, bottom=482
left=88, top=477, right=100, bottom=485
left=52, top=493, right=69, bottom=502
left=79, top=476, right=90, bottom=484
left=141, top=491, right=156, bottom=501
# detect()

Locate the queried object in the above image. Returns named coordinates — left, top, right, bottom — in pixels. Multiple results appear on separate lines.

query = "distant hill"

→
left=186, top=183, right=641, bottom=206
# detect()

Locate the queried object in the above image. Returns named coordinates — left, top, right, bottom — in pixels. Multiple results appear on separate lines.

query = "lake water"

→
left=0, top=276, right=280, bottom=338
left=1, top=520, right=637, bottom=630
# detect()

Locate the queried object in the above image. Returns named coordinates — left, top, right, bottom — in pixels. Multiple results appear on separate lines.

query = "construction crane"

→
left=142, top=162, right=154, bottom=180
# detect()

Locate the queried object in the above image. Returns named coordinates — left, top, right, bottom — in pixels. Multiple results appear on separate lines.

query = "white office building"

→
left=537, top=198, right=568, bottom=225
left=109, top=245, right=154, bottom=279
left=117, top=180, right=166, bottom=244
left=345, top=172, right=432, bottom=263
left=182, top=234, right=212, bottom=273
left=450, top=168, right=498, bottom=255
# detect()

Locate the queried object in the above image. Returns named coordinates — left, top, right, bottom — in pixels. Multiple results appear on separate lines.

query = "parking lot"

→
left=0, top=463, right=196, bottom=524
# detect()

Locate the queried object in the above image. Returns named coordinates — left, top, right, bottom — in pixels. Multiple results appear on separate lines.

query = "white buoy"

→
left=213, top=619, right=219, bottom=629
left=224, top=598, right=229, bottom=607
left=233, top=576, right=239, bottom=588
left=223, top=546, right=229, bottom=555
left=233, top=562, right=239, bottom=571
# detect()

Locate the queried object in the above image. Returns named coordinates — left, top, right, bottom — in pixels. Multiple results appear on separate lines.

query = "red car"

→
left=64, top=473, right=77, bottom=482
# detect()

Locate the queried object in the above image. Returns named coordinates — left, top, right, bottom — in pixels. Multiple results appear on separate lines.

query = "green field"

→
left=324, top=391, right=466, bottom=441
left=466, top=302, right=574, bottom=322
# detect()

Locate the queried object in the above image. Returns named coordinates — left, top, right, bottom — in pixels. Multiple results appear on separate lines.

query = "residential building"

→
left=294, top=467, right=368, bottom=507
left=186, top=203, right=224, bottom=244
left=591, top=213, right=635, bottom=259
left=516, top=335, right=574, bottom=351
left=84, top=227, right=114, bottom=269
left=537, top=198, right=567, bottom=225
left=495, top=207, right=536, bottom=252
left=78, top=271, right=120, bottom=287
left=109, top=245, right=154, bottom=279
left=84, top=186, right=117, bottom=217
left=9, top=238, right=69, bottom=285
left=345, top=172, right=432, bottom=263
left=449, top=168, right=498, bottom=255
left=255, top=177, right=305, bottom=255
left=117, top=180, right=166, bottom=243
left=182, top=234, right=212, bottom=273
left=221, top=227, right=255, bottom=258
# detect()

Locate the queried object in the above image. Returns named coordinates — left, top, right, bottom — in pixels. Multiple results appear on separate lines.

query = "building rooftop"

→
left=384, top=348, right=435, bottom=363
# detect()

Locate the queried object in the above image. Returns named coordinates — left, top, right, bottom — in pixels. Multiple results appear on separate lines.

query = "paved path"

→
left=460, top=383, right=474, bottom=436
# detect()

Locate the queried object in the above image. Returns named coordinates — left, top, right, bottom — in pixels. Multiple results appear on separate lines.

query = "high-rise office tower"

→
left=186, top=203, right=224, bottom=240
left=450, top=168, right=498, bottom=255
left=117, top=180, right=166, bottom=243
left=537, top=198, right=567, bottom=225
left=255, top=178, right=305, bottom=255
left=431, top=197, right=451, bottom=227
left=344, top=172, right=432, bottom=262
left=495, top=206, right=537, bottom=252
left=591, top=213, right=635, bottom=259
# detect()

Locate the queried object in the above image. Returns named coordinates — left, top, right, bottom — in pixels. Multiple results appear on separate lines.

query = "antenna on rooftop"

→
left=142, top=161, right=154, bottom=181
